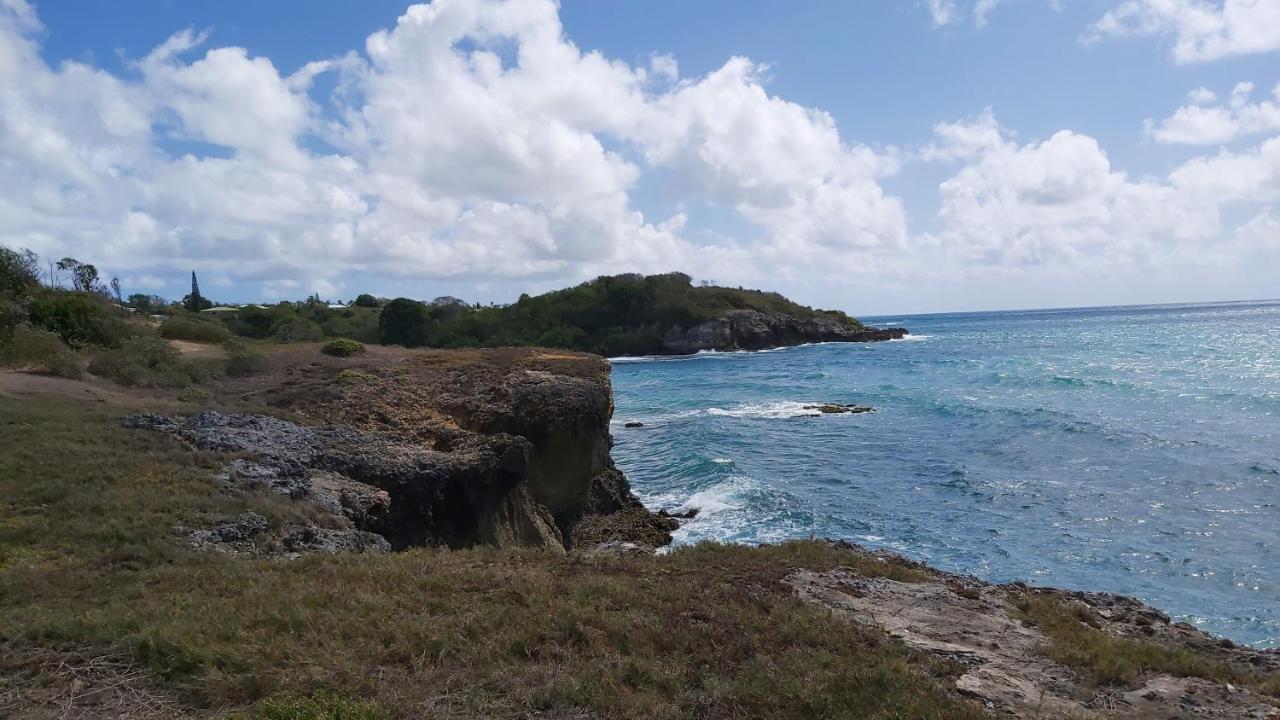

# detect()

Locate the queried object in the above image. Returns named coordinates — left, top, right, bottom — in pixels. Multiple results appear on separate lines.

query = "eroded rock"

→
left=661, top=309, right=907, bottom=354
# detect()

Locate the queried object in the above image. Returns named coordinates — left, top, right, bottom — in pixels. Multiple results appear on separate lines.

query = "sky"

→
left=1, top=0, right=1279, bottom=315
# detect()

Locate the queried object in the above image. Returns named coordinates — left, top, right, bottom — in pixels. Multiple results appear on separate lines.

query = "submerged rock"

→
left=802, top=403, right=874, bottom=415
left=623, top=421, right=644, bottom=428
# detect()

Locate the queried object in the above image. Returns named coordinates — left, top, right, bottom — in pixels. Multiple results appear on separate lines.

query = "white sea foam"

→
left=892, top=334, right=933, bottom=342
left=710, top=457, right=734, bottom=464
left=705, top=400, right=837, bottom=419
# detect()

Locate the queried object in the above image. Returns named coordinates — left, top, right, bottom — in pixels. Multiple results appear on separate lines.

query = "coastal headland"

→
left=2, top=343, right=1277, bottom=718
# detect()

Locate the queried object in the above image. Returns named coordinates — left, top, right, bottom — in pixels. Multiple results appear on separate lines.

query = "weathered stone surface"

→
left=661, top=309, right=908, bottom=354
left=788, top=544, right=1280, bottom=720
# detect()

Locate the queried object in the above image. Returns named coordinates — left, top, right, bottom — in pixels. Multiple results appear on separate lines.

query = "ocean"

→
left=609, top=300, right=1280, bottom=647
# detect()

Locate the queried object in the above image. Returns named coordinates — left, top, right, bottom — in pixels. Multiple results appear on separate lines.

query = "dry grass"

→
left=0, top=391, right=988, bottom=719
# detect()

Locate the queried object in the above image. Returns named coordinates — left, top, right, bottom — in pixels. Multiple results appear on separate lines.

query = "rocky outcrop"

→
left=660, top=309, right=907, bottom=354
left=789, top=542, right=1280, bottom=719
left=129, top=347, right=677, bottom=555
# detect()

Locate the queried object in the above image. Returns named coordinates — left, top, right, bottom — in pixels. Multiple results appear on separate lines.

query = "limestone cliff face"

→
left=661, top=309, right=907, bottom=354
left=210, top=346, right=674, bottom=553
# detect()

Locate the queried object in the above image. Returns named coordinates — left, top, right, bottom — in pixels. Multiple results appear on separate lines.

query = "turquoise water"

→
left=609, top=300, right=1280, bottom=647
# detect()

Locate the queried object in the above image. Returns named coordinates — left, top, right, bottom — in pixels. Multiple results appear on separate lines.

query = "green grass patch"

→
left=1015, top=594, right=1280, bottom=697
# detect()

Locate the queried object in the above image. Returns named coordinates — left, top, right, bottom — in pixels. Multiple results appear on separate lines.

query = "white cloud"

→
left=1085, top=0, right=1280, bottom=63
left=0, top=0, right=909, bottom=298
left=1147, top=81, right=1280, bottom=144
left=924, top=110, right=1278, bottom=267
left=926, top=0, right=959, bottom=26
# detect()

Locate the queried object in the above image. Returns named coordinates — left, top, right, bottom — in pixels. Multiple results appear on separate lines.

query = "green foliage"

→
left=87, top=335, right=210, bottom=388
left=367, top=273, right=864, bottom=355
left=56, top=257, right=101, bottom=293
left=322, top=338, right=365, bottom=357
left=176, top=385, right=214, bottom=403
left=257, top=690, right=388, bottom=720
left=224, top=340, right=267, bottom=377
left=0, top=246, right=40, bottom=298
left=378, top=298, right=432, bottom=347
left=335, top=368, right=378, bottom=385
left=1015, top=594, right=1279, bottom=697
left=184, top=271, right=211, bottom=312
left=352, top=294, right=380, bottom=308
left=0, top=324, right=83, bottom=378
left=126, top=293, right=168, bottom=314
left=274, top=319, right=324, bottom=343
left=28, top=291, right=138, bottom=347
left=160, top=314, right=232, bottom=343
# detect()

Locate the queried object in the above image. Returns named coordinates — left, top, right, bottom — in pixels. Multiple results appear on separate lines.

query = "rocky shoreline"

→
left=106, top=345, right=1279, bottom=717
left=659, top=308, right=907, bottom=354
left=125, top=347, right=679, bottom=557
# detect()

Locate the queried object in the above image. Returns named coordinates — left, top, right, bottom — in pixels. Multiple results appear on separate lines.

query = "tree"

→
left=183, top=271, right=211, bottom=312
left=110, top=277, right=122, bottom=304
left=353, top=293, right=380, bottom=308
left=379, top=298, right=432, bottom=347
left=56, top=257, right=100, bottom=293
left=0, top=247, right=40, bottom=298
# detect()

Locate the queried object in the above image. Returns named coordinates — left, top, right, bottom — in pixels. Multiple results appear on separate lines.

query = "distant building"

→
left=200, top=306, right=240, bottom=315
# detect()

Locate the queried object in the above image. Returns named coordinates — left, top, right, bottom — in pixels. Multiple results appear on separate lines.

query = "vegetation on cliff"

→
left=378, top=272, right=863, bottom=355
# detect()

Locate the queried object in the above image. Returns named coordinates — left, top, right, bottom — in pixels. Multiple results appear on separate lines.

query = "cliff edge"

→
left=142, top=345, right=675, bottom=554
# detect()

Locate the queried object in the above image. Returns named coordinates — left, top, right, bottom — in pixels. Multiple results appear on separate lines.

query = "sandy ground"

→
left=168, top=340, right=229, bottom=360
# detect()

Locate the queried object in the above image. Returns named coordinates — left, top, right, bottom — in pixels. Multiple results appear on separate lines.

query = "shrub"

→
left=274, top=319, right=324, bottom=343
left=160, top=314, right=232, bottom=343
left=0, top=247, right=40, bottom=298
left=223, top=340, right=267, bottom=377
left=28, top=291, right=137, bottom=347
left=379, top=298, right=431, bottom=347
left=0, top=324, right=83, bottom=378
left=0, top=298, right=26, bottom=344
left=322, top=338, right=365, bottom=357
left=176, top=385, right=214, bottom=403
left=336, top=368, right=378, bottom=385
left=88, top=336, right=208, bottom=388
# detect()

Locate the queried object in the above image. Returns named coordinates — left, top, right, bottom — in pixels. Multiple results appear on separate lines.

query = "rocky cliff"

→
left=131, top=346, right=675, bottom=554
left=661, top=309, right=907, bottom=354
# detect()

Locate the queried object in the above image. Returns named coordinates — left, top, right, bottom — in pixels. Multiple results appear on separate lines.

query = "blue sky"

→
left=3, top=0, right=1279, bottom=314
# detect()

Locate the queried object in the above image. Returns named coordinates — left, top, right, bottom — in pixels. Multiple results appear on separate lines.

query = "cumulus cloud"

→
left=1146, top=81, right=1280, bottom=144
left=0, top=0, right=910, bottom=298
left=924, top=110, right=1276, bottom=267
left=1085, top=0, right=1280, bottom=63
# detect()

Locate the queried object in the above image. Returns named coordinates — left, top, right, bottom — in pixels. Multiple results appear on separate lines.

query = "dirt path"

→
left=168, top=340, right=228, bottom=360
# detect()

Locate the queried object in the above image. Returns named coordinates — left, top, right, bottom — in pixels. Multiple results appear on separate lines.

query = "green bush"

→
left=28, top=291, right=137, bottom=347
left=87, top=336, right=209, bottom=388
left=176, top=385, right=214, bottom=403
left=0, top=324, right=83, bottom=378
left=379, top=298, right=431, bottom=347
left=274, top=319, right=324, bottom=343
left=160, top=314, right=232, bottom=343
left=322, top=338, right=365, bottom=357
left=223, top=340, right=268, bottom=377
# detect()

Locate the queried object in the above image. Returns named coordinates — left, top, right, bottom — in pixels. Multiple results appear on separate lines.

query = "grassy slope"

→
left=0, top=390, right=985, bottom=719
